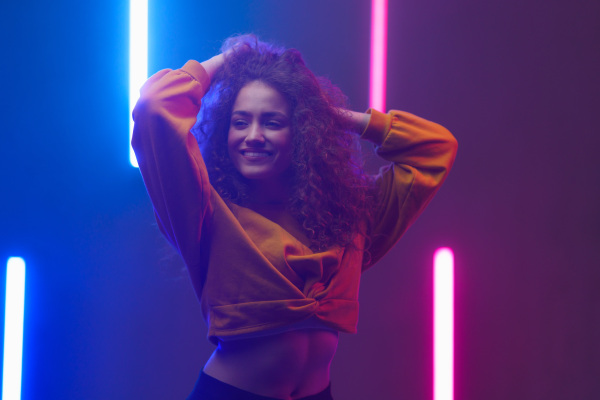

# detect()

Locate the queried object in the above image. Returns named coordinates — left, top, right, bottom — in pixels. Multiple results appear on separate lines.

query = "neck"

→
left=247, top=179, right=290, bottom=205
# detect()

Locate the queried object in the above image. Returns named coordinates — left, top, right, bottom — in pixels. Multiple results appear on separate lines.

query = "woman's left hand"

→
left=341, top=109, right=371, bottom=134
left=200, top=53, right=225, bottom=81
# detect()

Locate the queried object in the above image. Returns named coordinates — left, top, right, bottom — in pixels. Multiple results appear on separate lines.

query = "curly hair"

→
left=193, top=35, right=375, bottom=252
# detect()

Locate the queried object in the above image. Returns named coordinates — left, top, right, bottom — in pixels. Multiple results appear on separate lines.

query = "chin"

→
left=238, top=165, right=291, bottom=184
left=242, top=171, right=277, bottom=181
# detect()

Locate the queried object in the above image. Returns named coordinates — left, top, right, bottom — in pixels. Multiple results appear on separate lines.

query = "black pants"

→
left=187, top=371, right=333, bottom=400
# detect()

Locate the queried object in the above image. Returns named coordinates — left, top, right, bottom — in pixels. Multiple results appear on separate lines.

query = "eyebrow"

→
left=231, top=110, right=289, bottom=119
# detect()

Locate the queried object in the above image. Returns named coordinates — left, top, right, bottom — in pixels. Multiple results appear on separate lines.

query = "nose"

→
left=245, top=122, right=265, bottom=145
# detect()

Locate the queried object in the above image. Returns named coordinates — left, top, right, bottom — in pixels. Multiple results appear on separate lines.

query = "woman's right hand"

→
left=200, top=53, right=225, bottom=81
left=201, top=41, right=251, bottom=81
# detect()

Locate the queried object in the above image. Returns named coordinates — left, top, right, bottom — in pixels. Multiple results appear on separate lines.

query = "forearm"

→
left=344, top=110, right=371, bottom=134
left=200, top=53, right=225, bottom=82
left=362, top=109, right=457, bottom=268
left=131, top=61, right=213, bottom=266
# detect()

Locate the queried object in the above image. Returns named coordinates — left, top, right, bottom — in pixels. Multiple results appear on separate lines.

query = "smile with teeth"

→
left=241, top=150, right=273, bottom=158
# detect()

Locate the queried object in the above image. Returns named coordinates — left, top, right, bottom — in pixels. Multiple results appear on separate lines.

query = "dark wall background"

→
left=1, top=0, right=598, bottom=399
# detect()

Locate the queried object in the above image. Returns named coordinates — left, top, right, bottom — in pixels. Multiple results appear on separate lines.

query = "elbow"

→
left=440, top=124, right=458, bottom=151
left=130, top=104, right=146, bottom=152
left=445, top=140, right=458, bottom=177
left=439, top=126, right=458, bottom=164
left=130, top=96, right=163, bottom=151
left=130, top=126, right=142, bottom=155
left=448, top=131, right=458, bottom=161
left=132, top=94, right=159, bottom=124
left=431, top=127, right=458, bottom=176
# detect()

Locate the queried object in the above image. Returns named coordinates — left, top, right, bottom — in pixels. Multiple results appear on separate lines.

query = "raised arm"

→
left=357, top=109, right=458, bottom=269
left=343, top=109, right=371, bottom=133
left=131, top=55, right=224, bottom=269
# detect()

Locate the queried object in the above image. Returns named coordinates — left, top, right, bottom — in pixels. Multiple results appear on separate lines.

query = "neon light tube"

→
left=129, top=0, right=148, bottom=167
left=2, top=257, right=26, bottom=400
left=434, top=247, right=454, bottom=400
left=370, top=0, right=388, bottom=112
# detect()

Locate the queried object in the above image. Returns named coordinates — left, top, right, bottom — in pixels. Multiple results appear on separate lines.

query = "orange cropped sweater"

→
left=132, top=60, right=457, bottom=343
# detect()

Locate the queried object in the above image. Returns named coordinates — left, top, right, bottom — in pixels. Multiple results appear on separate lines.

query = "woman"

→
left=132, top=36, right=457, bottom=400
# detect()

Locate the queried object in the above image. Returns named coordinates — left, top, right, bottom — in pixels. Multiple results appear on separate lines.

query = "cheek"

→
left=278, top=131, right=294, bottom=163
left=227, top=130, right=237, bottom=158
left=227, top=129, right=234, bottom=147
left=284, top=131, right=294, bottom=153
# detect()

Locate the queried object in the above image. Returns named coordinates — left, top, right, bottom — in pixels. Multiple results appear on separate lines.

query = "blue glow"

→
left=2, top=257, right=26, bottom=400
left=129, top=0, right=148, bottom=167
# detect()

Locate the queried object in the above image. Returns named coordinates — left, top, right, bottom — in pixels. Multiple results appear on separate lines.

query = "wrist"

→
left=347, top=110, right=371, bottom=133
left=201, top=54, right=224, bottom=81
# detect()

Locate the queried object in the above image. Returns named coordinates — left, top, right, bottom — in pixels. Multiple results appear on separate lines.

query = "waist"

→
left=203, top=328, right=339, bottom=399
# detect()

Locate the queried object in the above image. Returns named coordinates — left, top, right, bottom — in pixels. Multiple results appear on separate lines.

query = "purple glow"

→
left=370, top=0, right=388, bottom=112
left=434, top=247, right=454, bottom=400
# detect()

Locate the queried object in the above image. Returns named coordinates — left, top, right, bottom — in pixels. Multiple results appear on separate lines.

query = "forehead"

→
left=232, top=81, right=289, bottom=114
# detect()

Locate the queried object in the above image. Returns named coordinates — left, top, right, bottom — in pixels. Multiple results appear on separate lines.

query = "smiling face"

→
left=227, top=80, right=293, bottom=185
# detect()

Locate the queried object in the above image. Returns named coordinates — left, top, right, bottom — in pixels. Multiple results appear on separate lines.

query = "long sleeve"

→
left=361, top=109, right=458, bottom=269
left=131, top=60, right=213, bottom=270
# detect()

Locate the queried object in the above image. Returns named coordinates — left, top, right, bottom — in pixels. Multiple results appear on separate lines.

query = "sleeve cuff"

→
left=181, top=60, right=211, bottom=93
left=360, top=108, right=392, bottom=146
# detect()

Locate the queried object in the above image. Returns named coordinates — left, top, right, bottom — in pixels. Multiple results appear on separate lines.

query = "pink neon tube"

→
left=370, top=0, right=388, bottom=112
left=434, top=247, right=454, bottom=400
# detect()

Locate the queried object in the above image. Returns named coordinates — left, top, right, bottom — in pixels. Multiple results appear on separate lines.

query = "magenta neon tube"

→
left=370, top=0, right=388, bottom=112
left=434, top=247, right=454, bottom=400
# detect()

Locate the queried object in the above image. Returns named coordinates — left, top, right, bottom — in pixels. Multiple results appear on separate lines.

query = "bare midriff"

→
left=203, top=329, right=339, bottom=400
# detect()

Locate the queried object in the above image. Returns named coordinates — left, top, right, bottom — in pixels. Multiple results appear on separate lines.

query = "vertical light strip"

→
left=2, top=257, right=26, bottom=400
left=370, top=0, right=388, bottom=112
left=129, top=0, right=148, bottom=167
left=434, top=247, right=454, bottom=400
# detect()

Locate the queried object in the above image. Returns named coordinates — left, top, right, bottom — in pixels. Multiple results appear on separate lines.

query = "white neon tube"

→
left=370, top=0, right=388, bottom=112
left=2, top=257, right=26, bottom=400
left=434, top=247, right=454, bottom=400
left=129, top=0, right=148, bottom=167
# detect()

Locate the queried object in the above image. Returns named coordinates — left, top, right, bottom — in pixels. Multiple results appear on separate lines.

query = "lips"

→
left=240, top=149, right=273, bottom=158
